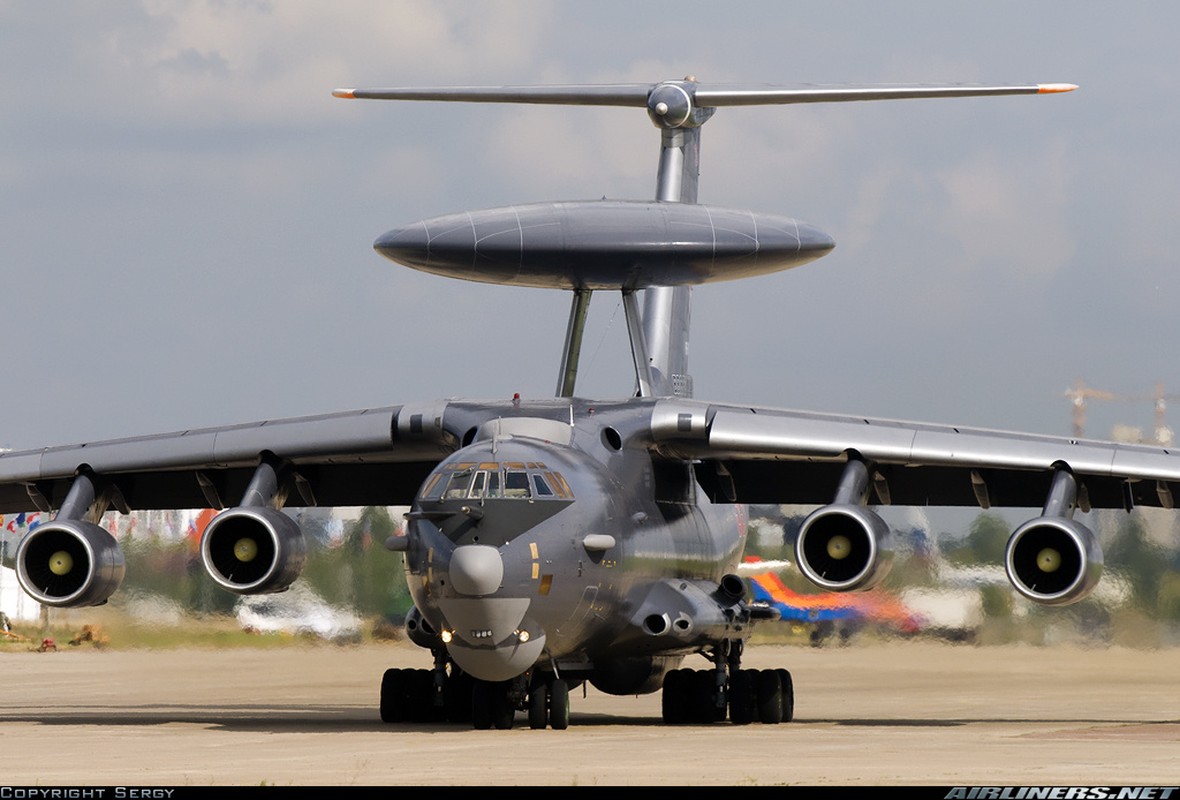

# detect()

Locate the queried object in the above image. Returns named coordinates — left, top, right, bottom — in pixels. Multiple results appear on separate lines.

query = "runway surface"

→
left=0, top=639, right=1176, bottom=787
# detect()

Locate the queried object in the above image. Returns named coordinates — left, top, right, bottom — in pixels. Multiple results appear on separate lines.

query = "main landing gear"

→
left=378, top=658, right=572, bottom=730
left=661, top=640, right=795, bottom=725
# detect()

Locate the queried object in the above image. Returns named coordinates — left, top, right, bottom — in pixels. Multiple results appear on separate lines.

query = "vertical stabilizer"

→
left=639, top=115, right=708, bottom=398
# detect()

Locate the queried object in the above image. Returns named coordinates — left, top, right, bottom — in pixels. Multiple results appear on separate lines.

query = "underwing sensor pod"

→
left=1005, top=466, right=1103, bottom=605
left=794, top=456, right=894, bottom=592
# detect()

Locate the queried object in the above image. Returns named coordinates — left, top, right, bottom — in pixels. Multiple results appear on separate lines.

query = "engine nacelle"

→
left=794, top=503, right=894, bottom=592
left=200, top=507, right=306, bottom=594
left=1005, top=516, right=1102, bottom=605
left=15, top=520, right=125, bottom=607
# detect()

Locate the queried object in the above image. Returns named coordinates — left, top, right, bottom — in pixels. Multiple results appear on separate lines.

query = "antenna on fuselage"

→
left=335, top=79, right=1075, bottom=399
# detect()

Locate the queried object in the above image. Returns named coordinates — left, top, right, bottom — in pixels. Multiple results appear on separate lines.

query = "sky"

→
left=2, top=1, right=1179, bottom=457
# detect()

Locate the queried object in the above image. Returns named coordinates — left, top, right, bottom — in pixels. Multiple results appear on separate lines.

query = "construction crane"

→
left=1149, top=382, right=1177, bottom=447
left=1064, top=378, right=1180, bottom=445
left=1064, top=377, right=1117, bottom=439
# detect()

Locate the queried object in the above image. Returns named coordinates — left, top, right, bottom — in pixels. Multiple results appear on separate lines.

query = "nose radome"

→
left=449, top=545, right=504, bottom=596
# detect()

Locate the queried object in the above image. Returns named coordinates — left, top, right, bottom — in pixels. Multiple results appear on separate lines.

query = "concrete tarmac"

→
left=0, top=639, right=1177, bottom=787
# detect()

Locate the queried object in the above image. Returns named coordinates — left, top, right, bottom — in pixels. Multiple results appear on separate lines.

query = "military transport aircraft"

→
left=4, top=76, right=1177, bottom=731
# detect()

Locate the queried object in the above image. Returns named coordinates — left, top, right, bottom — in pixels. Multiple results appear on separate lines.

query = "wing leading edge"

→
left=648, top=398, right=1180, bottom=510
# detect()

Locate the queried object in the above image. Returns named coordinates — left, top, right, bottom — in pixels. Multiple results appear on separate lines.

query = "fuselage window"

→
left=532, top=474, right=554, bottom=497
left=504, top=471, right=532, bottom=498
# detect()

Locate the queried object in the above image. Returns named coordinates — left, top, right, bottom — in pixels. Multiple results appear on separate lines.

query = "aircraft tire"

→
left=777, top=668, right=795, bottom=723
left=756, top=668, right=784, bottom=724
left=412, top=668, right=441, bottom=722
left=549, top=679, right=570, bottom=730
left=380, top=668, right=407, bottom=723
left=491, top=682, right=514, bottom=730
left=689, top=670, right=712, bottom=726
left=471, top=679, right=492, bottom=730
left=528, top=683, right=549, bottom=729
left=707, top=670, right=728, bottom=723
left=728, top=669, right=755, bottom=725
left=445, top=670, right=474, bottom=723
left=661, top=668, right=689, bottom=724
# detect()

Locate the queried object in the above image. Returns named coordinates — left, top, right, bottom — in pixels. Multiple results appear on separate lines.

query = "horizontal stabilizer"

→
left=333, top=81, right=1076, bottom=109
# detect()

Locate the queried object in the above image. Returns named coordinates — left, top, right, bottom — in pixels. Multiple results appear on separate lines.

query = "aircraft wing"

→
left=6, top=395, right=1176, bottom=516
left=648, top=399, right=1180, bottom=511
left=0, top=403, right=461, bottom=515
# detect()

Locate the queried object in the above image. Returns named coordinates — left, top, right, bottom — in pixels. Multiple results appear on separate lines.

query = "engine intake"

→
left=1005, top=516, right=1102, bottom=605
left=15, top=520, right=125, bottom=607
left=795, top=504, right=894, bottom=592
left=200, top=507, right=306, bottom=594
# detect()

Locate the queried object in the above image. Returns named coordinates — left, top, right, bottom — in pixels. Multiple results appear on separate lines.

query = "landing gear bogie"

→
left=659, top=648, right=795, bottom=726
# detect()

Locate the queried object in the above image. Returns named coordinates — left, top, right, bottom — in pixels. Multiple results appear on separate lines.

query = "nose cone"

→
left=374, top=220, right=439, bottom=271
left=798, top=221, right=836, bottom=256
left=449, top=544, right=504, bottom=597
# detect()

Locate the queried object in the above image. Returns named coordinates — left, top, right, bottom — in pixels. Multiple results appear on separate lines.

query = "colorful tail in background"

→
left=745, top=557, right=923, bottom=633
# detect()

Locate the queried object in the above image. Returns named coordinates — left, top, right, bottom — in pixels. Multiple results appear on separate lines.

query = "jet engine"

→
left=1006, top=516, right=1102, bottom=605
left=15, top=519, right=125, bottom=607
left=794, top=503, right=894, bottom=592
left=794, top=457, right=894, bottom=592
left=201, top=507, right=306, bottom=594
left=1004, top=466, right=1102, bottom=606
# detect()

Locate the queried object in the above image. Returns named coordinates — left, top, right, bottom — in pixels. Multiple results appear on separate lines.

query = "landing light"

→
left=440, top=629, right=453, bottom=644
left=516, top=629, right=530, bottom=643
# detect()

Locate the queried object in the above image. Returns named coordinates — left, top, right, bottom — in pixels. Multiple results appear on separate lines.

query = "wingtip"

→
left=1037, top=83, right=1078, bottom=94
left=332, top=88, right=356, bottom=99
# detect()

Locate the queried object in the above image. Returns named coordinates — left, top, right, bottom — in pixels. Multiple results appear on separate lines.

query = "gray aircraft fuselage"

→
left=400, top=398, right=746, bottom=692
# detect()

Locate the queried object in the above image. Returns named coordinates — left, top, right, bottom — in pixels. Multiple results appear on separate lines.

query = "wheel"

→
left=408, top=668, right=440, bottom=722
left=756, top=668, right=784, bottom=724
left=776, top=668, right=794, bottom=723
left=380, top=668, right=406, bottom=723
left=549, top=679, right=570, bottom=730
left=661, top=668, right=688, bottom=723
left=528, top=682, right=549, bottom=729
left=491, top=681, right=514, bottom=730
left=706, top=670, right=728, bottom=722
left=444, top=669, right=474, bottom=723
left=690, top=669, right=720, bottom=723
left=471, top=679, right=493, bottom=730
left=728, top=669, right=755, bottom=725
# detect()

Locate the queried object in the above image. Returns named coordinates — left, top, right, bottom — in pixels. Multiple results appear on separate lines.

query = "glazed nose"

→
left=449, top=545, right=503, bottom=596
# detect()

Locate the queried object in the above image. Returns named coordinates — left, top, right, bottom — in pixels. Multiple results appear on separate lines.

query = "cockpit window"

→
left=504, top=471, right=531, bottom=498
left=425, top=461, right=571, bottom=502
left=443, top=468, right=475, bottom=500
left=418, top=472, right=443, bottom=500
left=532, top=474, right=554, bottom=497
